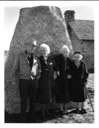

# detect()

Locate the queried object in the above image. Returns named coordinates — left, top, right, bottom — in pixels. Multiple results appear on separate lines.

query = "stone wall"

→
left=81, top=40, right=94, bottom=72
left=5, top=6, right=72, bottom=113
left=4, top=50, right=8, bottom=65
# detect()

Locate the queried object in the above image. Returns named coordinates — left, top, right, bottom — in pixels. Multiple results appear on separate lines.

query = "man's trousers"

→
left=19, top=79, right=38, bottom=117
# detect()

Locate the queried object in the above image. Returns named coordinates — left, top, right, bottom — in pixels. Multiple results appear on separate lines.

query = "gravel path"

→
left=44, top=74, right=94, bottom=123
left=5, top=74, right=94, bottom=123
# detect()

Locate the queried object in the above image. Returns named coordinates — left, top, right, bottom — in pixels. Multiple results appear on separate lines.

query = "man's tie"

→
left=64, top=57, right=67, bottom=70
left=27, top=53, right=33, bottom=69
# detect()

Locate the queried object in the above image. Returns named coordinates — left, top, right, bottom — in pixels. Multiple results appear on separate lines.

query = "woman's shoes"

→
left=79, top=109, right=87, bottom=114
left=72, top=109, right=87, bottom=114
left=71, top=109, right=79, bottom=113
left=59, top=110, right=69, bottom=115
left=63, top=110, right=69, bottom=115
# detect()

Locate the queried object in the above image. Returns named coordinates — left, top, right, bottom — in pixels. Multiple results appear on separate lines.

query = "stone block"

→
left=5, top=6, right=73, bottom=113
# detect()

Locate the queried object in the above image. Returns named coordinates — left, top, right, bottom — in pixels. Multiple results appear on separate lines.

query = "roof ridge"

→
left=68, top=20, right=94, bottom=40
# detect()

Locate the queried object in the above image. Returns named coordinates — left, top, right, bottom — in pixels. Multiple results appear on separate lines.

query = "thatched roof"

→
left=68, top=20, right=94, bottom=40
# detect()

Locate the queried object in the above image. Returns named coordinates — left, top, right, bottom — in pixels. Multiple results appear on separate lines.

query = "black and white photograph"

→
left=0, top=0, right=99, bottom=1
left=1, top=1, right=98, bottom=126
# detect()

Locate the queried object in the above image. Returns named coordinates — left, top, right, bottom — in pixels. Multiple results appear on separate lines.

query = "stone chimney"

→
left=64, top=10, right=75, bottom=22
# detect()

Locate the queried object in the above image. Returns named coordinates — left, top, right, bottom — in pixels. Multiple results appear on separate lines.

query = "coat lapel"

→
left=40, top=56, right=49, bottom=68
left=61, top=54, right=68, bottom=70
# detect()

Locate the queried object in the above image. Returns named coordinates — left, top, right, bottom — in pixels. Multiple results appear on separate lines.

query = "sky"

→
left=3, top=2, right=94, bottom=50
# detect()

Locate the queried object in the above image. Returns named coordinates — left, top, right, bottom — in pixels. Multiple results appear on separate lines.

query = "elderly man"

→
left=11, top=39, right=41, bottom=122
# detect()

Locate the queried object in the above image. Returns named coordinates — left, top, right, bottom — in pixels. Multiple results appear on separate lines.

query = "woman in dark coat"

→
left=70, top=52, right=89, bottom=114
left=37, top=43, right=57, bottom=117
left=55, top=45, right=72, bottom=114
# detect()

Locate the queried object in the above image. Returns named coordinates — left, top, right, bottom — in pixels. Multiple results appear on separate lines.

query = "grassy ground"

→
left=5, top=74, right=94, bottom=123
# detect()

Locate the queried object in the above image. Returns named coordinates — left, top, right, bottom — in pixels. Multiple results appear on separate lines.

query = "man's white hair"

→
left=60, top=45, right=70, bottom=54
left=39, top=43, right=50, bottom=54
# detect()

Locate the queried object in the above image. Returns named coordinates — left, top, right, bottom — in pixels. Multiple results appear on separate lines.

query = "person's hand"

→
left=49, top=62, right=53, bottom=65
left=84, top=81, right=88, bottom=87
left=30, top=72, right=35, bottom=77
left=53, top=72, right=57, bottom=79
left=57, top=71, right=60, bottom=76
left=67, top=75, right=72, bottom=79
left=37, top=74, right=41, bottom=79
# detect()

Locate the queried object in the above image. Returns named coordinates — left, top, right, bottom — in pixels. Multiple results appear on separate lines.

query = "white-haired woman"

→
left=54, top=45, right=72, bottom=115
left=37, top=43, right=58, bottom=117
left=70, top=52, right=89, bottom=114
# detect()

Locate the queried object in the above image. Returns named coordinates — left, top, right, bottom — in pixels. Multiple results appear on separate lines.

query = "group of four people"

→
left=12, top=39, right=89, bottom=122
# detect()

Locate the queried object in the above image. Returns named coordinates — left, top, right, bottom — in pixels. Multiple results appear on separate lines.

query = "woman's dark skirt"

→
left=55, top=77, right=70, bottom=103
left=70, top=82, right=86, bottom=102
left=36, top=70, right=54, bottom=104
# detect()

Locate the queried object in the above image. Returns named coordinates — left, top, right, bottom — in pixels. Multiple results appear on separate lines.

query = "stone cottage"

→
left=64, top=10, right=94, bottom=72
